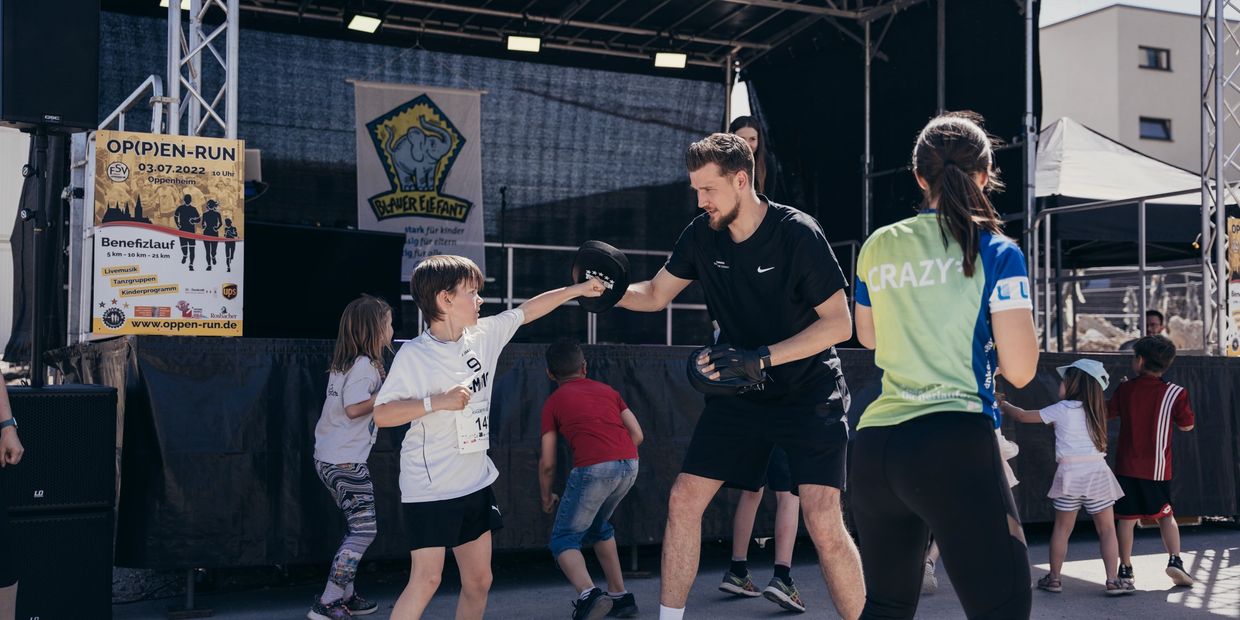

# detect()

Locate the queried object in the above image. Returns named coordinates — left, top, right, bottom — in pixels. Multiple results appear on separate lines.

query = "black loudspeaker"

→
left=0, top=0, right=101, bottom=131
left=2, top=385, right=117, bottom=512
left=243, top=222, right=405, bottom=338
left=10, top=510, right=113, bottom=620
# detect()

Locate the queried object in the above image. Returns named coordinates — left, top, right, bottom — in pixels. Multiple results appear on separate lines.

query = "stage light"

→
left=348, top=15, right=382, bottom=33
left=507, top=35, right=541, bottom=53
left=654, top=52, right=687, bottom=69
left=159, top=0, right=191, bottom=9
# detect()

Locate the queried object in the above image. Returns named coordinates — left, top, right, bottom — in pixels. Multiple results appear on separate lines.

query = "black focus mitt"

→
left=571, top=240, right=629, bottom=313
left=686, top=344, right=769, bottom=396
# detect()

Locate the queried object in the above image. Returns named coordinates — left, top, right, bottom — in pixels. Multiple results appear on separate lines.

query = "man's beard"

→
left=708, top=197, right=741, bottom=231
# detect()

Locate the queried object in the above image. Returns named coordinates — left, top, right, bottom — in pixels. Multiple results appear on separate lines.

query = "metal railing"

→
left=98, top=74, right=169, bottom=135
left=1028, top=188, right=1214, bottom=352
left=402, top=239, right=862, bottom=345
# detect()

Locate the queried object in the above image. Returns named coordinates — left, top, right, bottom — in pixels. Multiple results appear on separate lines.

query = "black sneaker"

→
left=343, top=593, right=378, bottom=616
left=606, top=593, right=638, bottom=618
left=1118, top=564, right=1134, bottom=589
left=307, top=597, right=352, bottom=620
left=572, top=588, right=614, bottom=620
left=1166, top=555, right=1195, bottom=587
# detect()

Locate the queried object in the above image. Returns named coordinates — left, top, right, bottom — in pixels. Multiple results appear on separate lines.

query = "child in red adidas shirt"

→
left=1108, top=336, right=1196, bottom=589
left=539, top=339, right=644, bottom=620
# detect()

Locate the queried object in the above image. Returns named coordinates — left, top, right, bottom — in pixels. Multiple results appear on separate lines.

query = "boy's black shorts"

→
left=402, top=485, right=503, bottom=550
left=1114, top=475, right=1173, bottom=520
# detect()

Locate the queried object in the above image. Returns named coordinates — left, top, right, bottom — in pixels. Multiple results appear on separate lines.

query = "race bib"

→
left=456, top=400, right=490, bottom=454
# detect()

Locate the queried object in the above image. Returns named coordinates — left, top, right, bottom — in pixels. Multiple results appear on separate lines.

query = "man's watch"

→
left=758, top=346, right=773, bottom=370
left=0, top=418, right=15, bottom=431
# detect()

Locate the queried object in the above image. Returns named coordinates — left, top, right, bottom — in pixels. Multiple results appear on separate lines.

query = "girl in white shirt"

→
left=309, top=295, right=393, bottom=619
left=1001, top=359, right=1129, bottom=596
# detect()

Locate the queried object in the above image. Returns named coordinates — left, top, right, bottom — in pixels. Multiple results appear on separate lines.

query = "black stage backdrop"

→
left=49, top=340, right=1236, bottom=569
left=745, top=0, right=1040, bottom=244
left=92, top=10, right=723, bottom=344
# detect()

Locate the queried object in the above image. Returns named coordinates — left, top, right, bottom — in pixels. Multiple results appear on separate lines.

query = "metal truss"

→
left=1201, top=0, right=1237, bottom=355
left=167, top=0, right=239, bottom=137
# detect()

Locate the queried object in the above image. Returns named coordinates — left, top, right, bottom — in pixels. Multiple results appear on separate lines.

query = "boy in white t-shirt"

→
left=374, top=255, right=604, bottom=620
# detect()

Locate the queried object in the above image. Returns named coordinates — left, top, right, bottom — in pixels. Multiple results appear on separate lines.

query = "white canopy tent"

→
left=1036, top=117, right=1216, bottom=206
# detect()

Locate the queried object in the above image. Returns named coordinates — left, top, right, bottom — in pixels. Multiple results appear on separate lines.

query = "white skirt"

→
left=1046, top=457, right=1124, bottom=502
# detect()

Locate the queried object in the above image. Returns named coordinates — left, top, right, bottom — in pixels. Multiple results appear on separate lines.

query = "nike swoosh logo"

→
left=757, top=266, right=775, bottom=273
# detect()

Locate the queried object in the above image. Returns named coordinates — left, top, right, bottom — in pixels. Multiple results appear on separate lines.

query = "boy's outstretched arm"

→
left=620, top=409, right=644, bottom=446
left=519, top=280, right=604, bottom=324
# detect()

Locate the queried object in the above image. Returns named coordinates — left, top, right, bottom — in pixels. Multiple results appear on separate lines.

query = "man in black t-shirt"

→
left=616, top=133, right=864, bottom=620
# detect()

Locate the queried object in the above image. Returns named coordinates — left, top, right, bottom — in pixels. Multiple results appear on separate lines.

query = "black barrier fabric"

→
left=49, top=340, right=1237, bottom=569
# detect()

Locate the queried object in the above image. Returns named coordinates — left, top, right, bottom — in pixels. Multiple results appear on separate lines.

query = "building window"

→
left=1139, top=117, right=1172, bottom=141
left=1140, top=46, right=1171, bottom=70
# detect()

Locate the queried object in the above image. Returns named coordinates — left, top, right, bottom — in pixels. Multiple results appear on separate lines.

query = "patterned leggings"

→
left=315, top=461, right=378, bottom=589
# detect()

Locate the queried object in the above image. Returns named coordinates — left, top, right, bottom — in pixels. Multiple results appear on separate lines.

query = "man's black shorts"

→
left=402, top=485, right=503, bottom=550
left=682, top=396, right=847, bottom=492
left=1114, top=475, right=1174, bottom=520
left=763, top=446, right=793, bottom=493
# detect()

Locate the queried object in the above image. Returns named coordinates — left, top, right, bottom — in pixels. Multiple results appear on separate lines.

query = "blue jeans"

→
left=549, top=459, right=639, bottom=557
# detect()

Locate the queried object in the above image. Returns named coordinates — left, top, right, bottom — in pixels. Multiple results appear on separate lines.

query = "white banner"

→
left=354, top=81, right=486, bottom=279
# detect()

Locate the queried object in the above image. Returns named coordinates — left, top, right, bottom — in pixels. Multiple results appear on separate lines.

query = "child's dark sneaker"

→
left=1118, top=564, right=1134, bottom=588
left=1166, top=555, right=1194, bottom=587
left=606, top=592, right=638, bottom=618
left=343, top=593, right=377, bottom=616
left=307, top=597, right=352, bottom=620
left=572, top=587, right=613, bottom=620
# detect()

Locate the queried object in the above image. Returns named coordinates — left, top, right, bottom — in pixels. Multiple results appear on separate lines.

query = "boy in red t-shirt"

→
left=539, top=339, right=644, bottom=620
left=1108, top=336, right=1196, bottom=589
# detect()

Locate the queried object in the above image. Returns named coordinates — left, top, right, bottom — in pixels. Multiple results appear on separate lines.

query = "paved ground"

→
left=114, top=524, right=1239, bottom=619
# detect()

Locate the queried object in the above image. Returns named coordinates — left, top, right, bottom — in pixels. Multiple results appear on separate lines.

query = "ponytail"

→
left=912, top=112, right=1006, bottom=277
left=936, top=162, right=1003, bottom=277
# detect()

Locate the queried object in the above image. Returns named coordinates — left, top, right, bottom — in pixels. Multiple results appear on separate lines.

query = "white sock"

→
left=607, top=590, right=628, bottom=598
left=659, top=604, right=685, bottom=620
left=344, top=581, right=355, bottom=600
left=579, top=587, right=597, bottom=599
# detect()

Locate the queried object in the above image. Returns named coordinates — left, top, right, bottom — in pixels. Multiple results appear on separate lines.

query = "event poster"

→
left=354, top=81, right=486, bottom=279
left=91, top=130, right=245, bottom=336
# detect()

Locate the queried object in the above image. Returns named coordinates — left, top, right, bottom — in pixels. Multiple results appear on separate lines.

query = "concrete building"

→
left=1040, top=4, right=1236, bottom=172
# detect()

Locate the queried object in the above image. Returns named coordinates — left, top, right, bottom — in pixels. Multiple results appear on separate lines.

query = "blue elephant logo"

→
left=365, top=95, right=473, bottom=222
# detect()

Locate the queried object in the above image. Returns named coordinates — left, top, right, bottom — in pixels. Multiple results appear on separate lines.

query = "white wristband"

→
left=423, top=396, right=434, bottom=414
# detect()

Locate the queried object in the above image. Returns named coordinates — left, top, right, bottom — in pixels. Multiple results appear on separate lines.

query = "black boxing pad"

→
left=685, top=345, right=768, bottom=396
left=571, top=240, right=629, bottom=313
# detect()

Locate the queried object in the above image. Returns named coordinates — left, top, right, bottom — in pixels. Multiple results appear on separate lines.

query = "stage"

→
left=49, top=337, right=1239, bottom=570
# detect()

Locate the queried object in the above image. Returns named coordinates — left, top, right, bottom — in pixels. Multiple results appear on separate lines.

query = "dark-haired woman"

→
left=849, top=113, right=1038, bottom=619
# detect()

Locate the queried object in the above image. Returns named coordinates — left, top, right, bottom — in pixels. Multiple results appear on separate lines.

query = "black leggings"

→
left=850, top=412, right=1030, bottom=619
